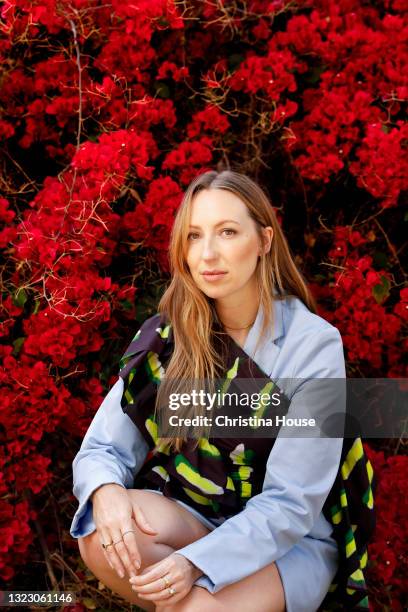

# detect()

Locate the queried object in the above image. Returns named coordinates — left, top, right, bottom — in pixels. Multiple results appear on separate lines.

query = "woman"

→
left=71, top=170, right=374, bottom=612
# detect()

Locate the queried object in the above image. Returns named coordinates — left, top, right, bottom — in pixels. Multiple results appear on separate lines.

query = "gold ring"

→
left=168, top=587, right=176, bottom=596
left=101, top=541, right=113, bottom=550
left=161, top=575, right=171, bottom=589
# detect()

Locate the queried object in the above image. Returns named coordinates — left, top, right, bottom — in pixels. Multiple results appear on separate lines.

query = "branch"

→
left=68, top=18, right=83, bottom=150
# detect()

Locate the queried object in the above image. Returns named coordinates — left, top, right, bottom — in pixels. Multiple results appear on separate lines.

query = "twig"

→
left=68, top=18, right=83, bottom=150
left=373, top=217, right=407, bottom=278
left=23, top=489, right=59, bottom=591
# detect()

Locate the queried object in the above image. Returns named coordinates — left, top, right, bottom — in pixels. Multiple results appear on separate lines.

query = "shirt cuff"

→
left=177, top=548, right=226, bottom=594
left=193, top=574, right=217, bottom=593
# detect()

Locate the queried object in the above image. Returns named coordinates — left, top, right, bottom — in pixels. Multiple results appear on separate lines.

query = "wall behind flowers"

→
left=0, top=0, right=406, bottom=609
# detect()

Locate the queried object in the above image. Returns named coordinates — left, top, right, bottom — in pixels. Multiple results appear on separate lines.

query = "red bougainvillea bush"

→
left=0, top=0, right=407, bottom=609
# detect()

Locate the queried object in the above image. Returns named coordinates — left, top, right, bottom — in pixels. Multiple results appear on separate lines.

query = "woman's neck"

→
left=224, top=327, right=252, bottom=350
left=215, top=296, right=260, bottom=331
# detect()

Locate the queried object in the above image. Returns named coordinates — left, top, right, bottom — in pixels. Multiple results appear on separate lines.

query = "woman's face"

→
left=185, top=188, right=273, bottom=303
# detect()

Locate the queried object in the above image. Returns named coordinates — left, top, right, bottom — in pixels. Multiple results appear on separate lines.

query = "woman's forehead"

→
left=189, top=189, right=251, bottom=225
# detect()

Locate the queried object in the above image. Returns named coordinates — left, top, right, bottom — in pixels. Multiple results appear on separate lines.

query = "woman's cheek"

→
left=230, top=239, right=257, bottom=264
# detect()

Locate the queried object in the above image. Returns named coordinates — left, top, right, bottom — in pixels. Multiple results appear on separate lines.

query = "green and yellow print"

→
left=174, top=454, right=224, bottom=495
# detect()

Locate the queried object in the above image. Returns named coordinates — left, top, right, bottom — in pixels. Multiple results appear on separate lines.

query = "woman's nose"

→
left=201, top=237, right=218, bottom=260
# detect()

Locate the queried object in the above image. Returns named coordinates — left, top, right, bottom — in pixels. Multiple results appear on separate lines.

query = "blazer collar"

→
left=243, top=294, right=286, bottom=358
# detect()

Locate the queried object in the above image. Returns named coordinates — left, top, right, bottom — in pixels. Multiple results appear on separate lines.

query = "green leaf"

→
left=303, top=64, right=326, bottom=84
left=228, top=54, right=245, bottom=70
left=154, top=82, right=170, bottom=99
left=157, top=16, right=169, bottom=27
left=87, top=136, right=97, bottom=142
left=372, top=251, right=389, bottom=269
left=372, top=275, right=391, bottom=304
left=381, top=124, right=390, bottom=134
left=120, top=299, right=134, bottom=311
left=82, top=598, right=97, bottom=610
left=12, top=337, right=25, bottom=355
left=33, top=299, right=41, bottom=315
left=13, top=288, right=27, bottom=308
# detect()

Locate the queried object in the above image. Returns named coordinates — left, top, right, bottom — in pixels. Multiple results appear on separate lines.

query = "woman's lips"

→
left=202, top=272, right=227, bottom=281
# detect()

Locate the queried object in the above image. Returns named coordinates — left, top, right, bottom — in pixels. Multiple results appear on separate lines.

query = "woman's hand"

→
left=91, top=484, right=158, bottom=579
left=129, top=552, right=202, bottom=606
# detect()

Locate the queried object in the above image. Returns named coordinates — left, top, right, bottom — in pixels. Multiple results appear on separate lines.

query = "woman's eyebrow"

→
left=189, top=220, right=241, bottom=229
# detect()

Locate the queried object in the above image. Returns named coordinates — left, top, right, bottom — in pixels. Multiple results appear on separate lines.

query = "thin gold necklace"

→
left=220, top=319, right=255, bottom=331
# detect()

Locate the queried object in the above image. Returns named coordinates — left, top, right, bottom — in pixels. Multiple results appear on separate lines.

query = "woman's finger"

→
left=110, top=527, right=137, bottom=578
left=131, top=557, right=172, bottom=587
left=131, top=560, right=183, bottom=602
left=99, top=529, right=115, bottom=570
left=130, top=553, right=196, bottom=605
left=136, top=579, right=184, bottom=603
left=120, top=519, right=142, bottom=575
left=132, top=572, right=174, bottom=595
left=100, top=528, right=127, bottom=579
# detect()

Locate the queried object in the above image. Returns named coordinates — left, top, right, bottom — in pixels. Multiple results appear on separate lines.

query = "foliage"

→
left=0, top=0, right=406, bottom=608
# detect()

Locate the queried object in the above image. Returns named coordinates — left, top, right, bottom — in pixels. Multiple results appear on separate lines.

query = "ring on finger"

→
left=167, top=587, right=176, bottom=596
left=122, top=529, right=137, bottom=537
left=111, top=537, right=124, bottom=546
left=161, top=574, right=171, bottom=589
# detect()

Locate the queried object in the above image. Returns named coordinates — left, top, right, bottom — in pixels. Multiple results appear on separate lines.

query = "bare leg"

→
left=78, top=489, right=285, bottom=612
left=157, top=562, right=286, bottom=612
left=77, top=490, right=211, bottom=611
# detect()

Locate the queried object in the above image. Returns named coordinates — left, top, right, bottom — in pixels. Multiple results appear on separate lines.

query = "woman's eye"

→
left=187, top=229, right=236, bottom=240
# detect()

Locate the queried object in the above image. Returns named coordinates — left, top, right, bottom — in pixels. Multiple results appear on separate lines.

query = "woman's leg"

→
left=77, top=489, right=211, bottom=612
left=156, top=562, right=285, bottom=612
left=78, top=488, right=285, bottom=612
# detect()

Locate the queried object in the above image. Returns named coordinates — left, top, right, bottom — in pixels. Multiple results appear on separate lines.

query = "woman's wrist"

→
left=192, top=563, right=204, bottom=581
left=90, top=482, right=122, bottom=502
left=185, top=557, right=204, bottom=581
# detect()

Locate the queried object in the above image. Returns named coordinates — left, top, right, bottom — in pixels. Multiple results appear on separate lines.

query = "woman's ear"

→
left=260, top=226, right=273, bottom=255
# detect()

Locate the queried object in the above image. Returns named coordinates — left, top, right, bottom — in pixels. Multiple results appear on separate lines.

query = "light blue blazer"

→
left=70, top=294, right=346, bottom=612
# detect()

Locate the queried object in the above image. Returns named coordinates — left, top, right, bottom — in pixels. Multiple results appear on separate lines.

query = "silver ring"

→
left=168, top=587, right=176, bottom=596
left=112, top=537, right=124, bottom=546
left=122, top=529, right=137, bottom=537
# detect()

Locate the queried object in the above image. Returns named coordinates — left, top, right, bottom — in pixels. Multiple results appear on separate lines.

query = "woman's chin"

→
left=197, top=283, right=229, bottom=300
left=204, top=289, right=236, bottom=303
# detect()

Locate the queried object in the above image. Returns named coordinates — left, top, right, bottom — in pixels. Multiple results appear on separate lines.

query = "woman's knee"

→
left=77, top=533, right=91, bottom=565
left=77, top=524, right=165, bottom=577
left=77, top=531, right=155, bottom=611
left=158, top=587, right=226, bottom=612
left=77, top=530, right=104, bottom=572
left=126, top=489, right=211, bottom=547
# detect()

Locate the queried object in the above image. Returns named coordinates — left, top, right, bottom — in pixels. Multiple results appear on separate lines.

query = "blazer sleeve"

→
left=176, top=326, right=346, bottom=593
left=70, top=377, right=149, bottom=538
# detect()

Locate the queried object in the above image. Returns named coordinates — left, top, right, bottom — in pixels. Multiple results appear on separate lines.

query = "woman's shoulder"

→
left=277, top=295, right=345, bottom=378
left=279, top=294, right=342, bottom=343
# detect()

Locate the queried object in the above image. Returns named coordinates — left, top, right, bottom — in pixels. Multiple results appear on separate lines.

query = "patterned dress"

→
left=119, top=313, right=376, bottom=611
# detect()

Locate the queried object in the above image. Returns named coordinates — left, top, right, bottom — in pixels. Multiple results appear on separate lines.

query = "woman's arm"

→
left=176, top=326, right=346, bottom=594
left=70, top=377, right=149, bottom=538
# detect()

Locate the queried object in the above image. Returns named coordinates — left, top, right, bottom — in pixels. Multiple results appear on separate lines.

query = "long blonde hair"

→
left=154, top=169, right=317, bottom=451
